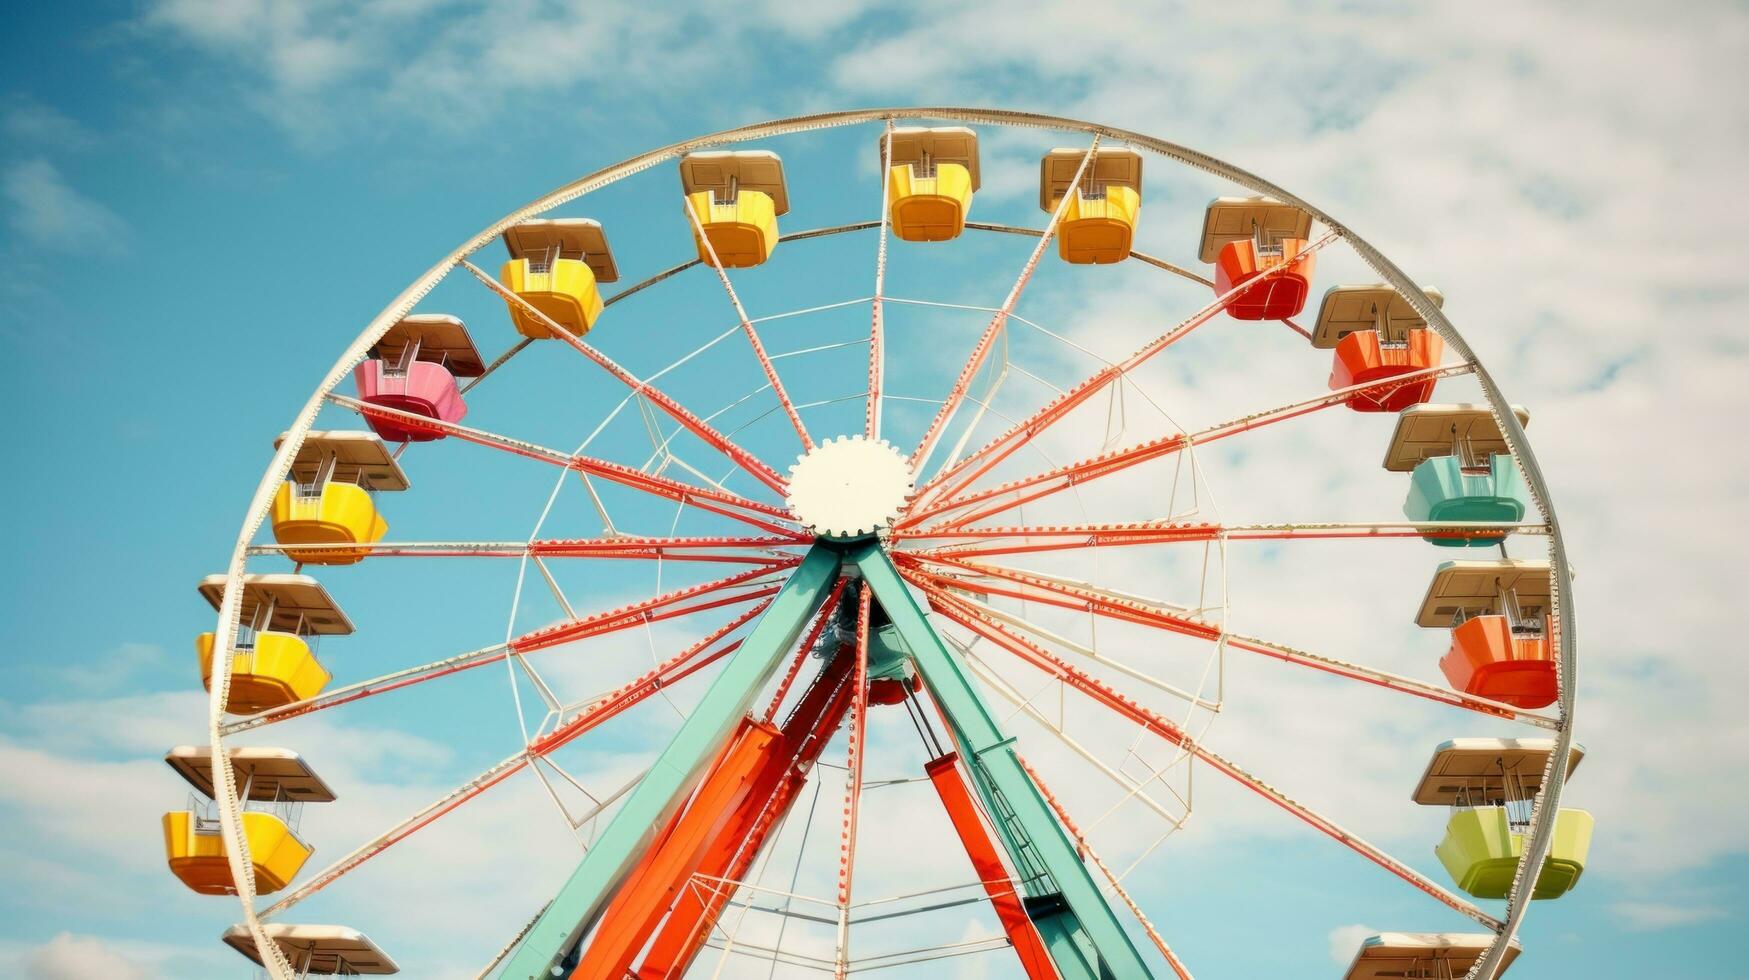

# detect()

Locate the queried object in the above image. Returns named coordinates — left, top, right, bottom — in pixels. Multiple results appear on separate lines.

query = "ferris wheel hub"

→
left=785, top=435, right=914, bottom=540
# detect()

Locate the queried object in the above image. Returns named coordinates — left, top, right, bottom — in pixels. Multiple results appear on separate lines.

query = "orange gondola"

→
left=1416, top=559, right=1556, bottom=708
left=1199, top=197, right=1317, bottom=319
left=1316, top=284, right=1447, bottom=411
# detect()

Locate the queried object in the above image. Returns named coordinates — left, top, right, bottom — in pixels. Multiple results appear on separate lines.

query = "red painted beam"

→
left=571, top=717, right=782, bottom=979
left=924, top=753, right=1057, bottom=980
left=635, top=649, right=857, bottom=979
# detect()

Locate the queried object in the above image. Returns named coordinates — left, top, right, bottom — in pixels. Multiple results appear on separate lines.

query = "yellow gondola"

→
left=161, top=746, right=333, bottom=896
left=680, top=151, right=790, bottom=268
left=882, top=126, right=979, bottom=242
left=194, top=573, right=352, bottom=713
left=1039, top=147, right=1143, bottom=264
left=499, top=219, right=620, bottom=339
left=269, top=431, right=408, bottom=565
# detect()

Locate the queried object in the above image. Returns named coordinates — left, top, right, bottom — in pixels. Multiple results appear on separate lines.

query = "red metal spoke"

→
left=901, top=362, right=1473, bottom=530
left=902, top=556, right=1216, bottom=642
left=683, top=196, right=814, bottom=451
left=1018, top=755, right=1193, bottom=980
left=895, top=518, right=1539, bottom=560
left=637, top=641, right=859, bottom=978
left=529, top=606, right=766, bottom=757
left=328, top=392, right=803, bottom=537
left=912, top=230, right=1342, bottom=511
left=460, top=258, right=789, bottom=494
left=833, top=584, right=874, bottom=979
left=512, top=563, right=792, bottom=655
left=222, top=564, right=793, bottom=734
left=867, top=118, right=896, bottom=439
left=907, top=137, right=1102, bottom=476
left=895, top=520, right=1222, bottom=558
left=259, top=605, right=763, bottom=918
left=906, top=553, right=1556, bottom=726
left=251, top=535, right=804, bottom=564
left=764, top=578, right=850, bottom=723
left=913, top=582, right=1501, bottom=929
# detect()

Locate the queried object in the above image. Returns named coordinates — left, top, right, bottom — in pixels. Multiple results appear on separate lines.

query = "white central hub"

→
left=786, top=435, right=914, bottom=540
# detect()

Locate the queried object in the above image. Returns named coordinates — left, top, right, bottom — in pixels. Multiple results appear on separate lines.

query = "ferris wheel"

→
left=163, top=108, right=1585, bottom=980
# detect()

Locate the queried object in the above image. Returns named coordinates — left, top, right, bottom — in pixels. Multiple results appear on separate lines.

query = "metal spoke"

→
left=914, top=229, right=1342, bottom=511
left=326, top=392, right=803, bottom=537
left=904, top=362, right=1476, bottom=530
left=908, top=137, right=1102, bottom=476
left=867, top=117, right=896, bottom=439
left=247, top=535, right=801, bottom=564
left=220, top=566, right=789, bottom=734
left=459, top=258, right=789, bottom=494
left=259, top=609, right=759, bottom=918
left=1020, top=755, right=1195, bottom=980
left=908, top=554, right=1558, bottom=727
left=916, top=582, right=1502, bottom=929
left=763, top=579, right=850, bottom=723
left=833, top=585, right=874, bottom=979
left=897, top=519, right=1548, bottom=558
left=953, top=637, right=1195, bottom=825
left=682, top=195, right=814, bottom=451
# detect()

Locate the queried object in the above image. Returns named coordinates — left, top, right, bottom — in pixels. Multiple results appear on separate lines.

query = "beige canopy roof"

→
left=197, top=573, right=353, bottom=635
left=223, top=924, right=399, bottom=974
left=881, top=126, right=981, bottom=189
left=1038, top=147, right=1142, bottom=210
left=502, top=218, right=620, bottom=283
left=1416, top=559, right=1552, bottom=627
left=1343, top=933, right=1521, bottom=979
left=275, top=431, right=410, bottom=491
left=1382, top=403, right=1531, bottom=472
left=1411, top=738, right=1586, bottom=806
left=1198, top=196, right=1314, bottom=263
left=368, top=314, right=483, bottom=377
left=1312, top=284, right=1446, bottom=349
left=680, top=150, right=790, bottom=215
left=166, top=745, right=337, bottom=804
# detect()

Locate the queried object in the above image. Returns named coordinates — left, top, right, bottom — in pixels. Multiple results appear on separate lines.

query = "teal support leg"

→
left=852, top=543, right=1153, bottom=980
left=502, top=544, right=844, bottom=979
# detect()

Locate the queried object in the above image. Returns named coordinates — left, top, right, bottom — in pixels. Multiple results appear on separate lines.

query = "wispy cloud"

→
left=19, top=933, right=150, bottom=980
left=2, top=99, right=97, bottom=152
left=2, top=160, right=129, bottom=253
left=1611, top=900, right=1730, bottom=931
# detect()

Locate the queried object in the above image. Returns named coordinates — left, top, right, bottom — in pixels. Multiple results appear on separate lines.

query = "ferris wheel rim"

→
left=200, top=105, right=1576, bottom=980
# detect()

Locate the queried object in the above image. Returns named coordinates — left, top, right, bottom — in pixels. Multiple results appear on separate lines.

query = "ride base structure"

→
left=503, top=538, right=1150, bottom=979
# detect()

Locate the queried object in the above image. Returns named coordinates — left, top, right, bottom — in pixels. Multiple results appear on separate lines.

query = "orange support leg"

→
left=630, top=651, right=857, bottom=979
left=925, top=753, right=1059, bottom=980
left=571, top=717, right=781, bottom=979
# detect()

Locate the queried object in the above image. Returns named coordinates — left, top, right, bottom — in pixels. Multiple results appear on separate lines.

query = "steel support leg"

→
left=502, top=544, right=843, bottom=978
left=851, top=542, right=1153, bottom=980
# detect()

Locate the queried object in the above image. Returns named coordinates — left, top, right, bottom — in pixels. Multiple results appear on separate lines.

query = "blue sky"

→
left=2, top=2, right=1746, bottom=978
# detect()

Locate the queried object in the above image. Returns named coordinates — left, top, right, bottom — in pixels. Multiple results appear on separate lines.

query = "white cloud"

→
left=16, top=0, right=1749, bottom=971
left=22, top=933, right=149, bottom=980
left=1611, top=900, right=1729, bottom=931
left=2, top=98, right=97, bottom=151
left=2, top=160, right=129, bottom=253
